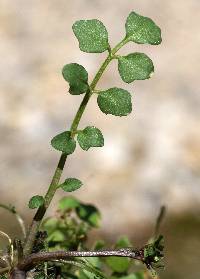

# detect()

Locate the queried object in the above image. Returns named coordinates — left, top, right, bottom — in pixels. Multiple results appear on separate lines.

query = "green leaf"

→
left=115, top=236, right=132, bottom=248
left=58, top=196, right=80, bottom=211
left=105, top=236, right=131, bottom=273
left=97, top=87, right=132, bottom=116
left=106, top=256, right=130, bottom=273
left=62, top=63, right=89, bottom=95
left=60, top=178, right=83, bottom=192
left=72, top=19, right=109, bottom=53
left=47, top=230, right=66, bottom=242
left=42, top=217, right=58, bottom=234
left=28, top=195, right=44, bottom=209
left=125, top=11, right=162, bottom=45
left=77, top=126, right=104, bottom=151
left=118, top=53, right=154, bottom=83
left=76, top=203, right=101, bottom=228
left=51, top=131, right=76, bottom=154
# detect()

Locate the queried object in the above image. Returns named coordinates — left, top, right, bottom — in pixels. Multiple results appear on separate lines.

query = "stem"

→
left=23, top=37, right=128, bottom=257
left=19, top=248, right=144, bottom=271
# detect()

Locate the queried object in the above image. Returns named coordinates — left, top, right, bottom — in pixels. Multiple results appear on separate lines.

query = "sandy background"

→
left=0, top=1, right=200, bottom=278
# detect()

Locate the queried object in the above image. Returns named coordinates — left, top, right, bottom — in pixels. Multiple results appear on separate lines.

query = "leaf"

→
left=115, top=236, right=132, bottom=248
left=77, top=126, right=104, bottom=151
left=42, top=217, right=58, bottom=235
left=105, top=236, right=131, bottom=273
left=97, top=87, right=132, bottom=116
left=106, top=256, right=130, bottom=273
left=62, top=63, right=89, bottom=95
left=125, top=11, right=162, bottom=45
left=76, top=203, right=101, bottom=228
left=60, top=178, right=83, bottom=192
left=118, top=53, right=154, bottom=83
left=58, top=196, right=80, bottom=211
left=47, top=230, right=66, bottom=242
left=72, top=19, right=109, bottom=53
left=28, top=195, right=44, bottom=209
left=51, top=131, right=76, bottom=154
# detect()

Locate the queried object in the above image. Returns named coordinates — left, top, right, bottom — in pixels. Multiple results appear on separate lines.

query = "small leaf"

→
left=60, top=178, right=83, bottom=192
left=58, top=196, right=80, bottom=211
left=77, top=126, right=104, bottom=151
left=51, top=131, right=76, bottom=154
left=97, top=87, right=132, bottom=116
left=105, top=236, right=131, bottom=273
left=76, top=203, right=101, bottom=228
left=72, top=19, right=109, bottom=53
left=28, top=195, right=44, bottom=209
left=125, top=11, right=162, bottom=45
left=62, top=63, right=89, bottom=95
left=118, top=53, right=154, bottom=83
left=115, top=236, right=132, bottom=248
left=42, top=217, right=58, bottom=234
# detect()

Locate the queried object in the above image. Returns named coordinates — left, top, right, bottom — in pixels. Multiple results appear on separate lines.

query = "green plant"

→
left=0, top=11, right=163, bottom=279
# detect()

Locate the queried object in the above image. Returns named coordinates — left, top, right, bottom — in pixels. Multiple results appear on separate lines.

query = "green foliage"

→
left=62, top=63, right=89, bottom=95
left=76, top=203, right=101, bottom=228
left=73, top=19, right=109, bottom=53
left=125, top=12, right=162, bottom=45
left=28, top=195, right=44, bottom=209
left=0, top=10, right=163, bottom=279
left=51, top=131, right=76, bottom=154
left=97, top=88, right=132, bottom=116
left=118, top=53, right=154, bottom=83
left=105, top=236, right=131, bottom=273
left=60, top=178, right=83, bottom=192
left=77, top=126, right=104, bottom=151
left=58, top=196, right=80, bottom=210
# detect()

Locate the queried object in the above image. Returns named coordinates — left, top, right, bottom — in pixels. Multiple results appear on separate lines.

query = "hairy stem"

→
left=19, top=248, right=144, bottom=271
left=23, top=37, right=128, bottom=257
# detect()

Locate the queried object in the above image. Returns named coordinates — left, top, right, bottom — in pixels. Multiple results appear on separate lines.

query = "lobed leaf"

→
left=51, top=131, right=76, bottom=154
left=28, top=195, right=44, bottom=209
left=125, top=11, right=162, bottom=45
left=72, top=19, right=109, bottom=53
left=118, top=53, right=154, bottom=83
left=62, top=63, right=89, bottom=95
left=77, top=126, right=104, bottom=151
left=60, top=178, right=83, bottom=192
left=97, top=87, right=132, bottom=116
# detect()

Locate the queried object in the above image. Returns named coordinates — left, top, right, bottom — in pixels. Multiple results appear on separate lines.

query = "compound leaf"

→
left=125, top=11, right=162, bottom=45
left=77, top=126, right=104, bottom=151
left=97, top=87, right=132, bottom=116
left=51, top=131, right=76, bottom=154
left=62, top=63, right=89, bottom=95
left=72, top=19, right=109, bottom=53
left=118, top=53, right=154, bottom=83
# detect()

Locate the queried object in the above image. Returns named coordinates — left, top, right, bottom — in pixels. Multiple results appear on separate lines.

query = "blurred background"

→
left=0, top=0, right=200, bottom=278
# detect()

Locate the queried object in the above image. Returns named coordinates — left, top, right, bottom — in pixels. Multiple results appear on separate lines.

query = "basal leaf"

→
left=97, top=87, right=132, bottom=116
left=77, top=126, right=104, bottom=151
left=118, top=53, right=154, bottom=83
left=125, top=11, right=162, bottom=45
left=28, top=195, right=44, bottom=209
left=72, top=19, right=109, bottom=53
left=51, top=131, right=76, bottom=154
left=62, top=63, right=89, bottom=95
left=60, top=178, right=83, bottom=192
